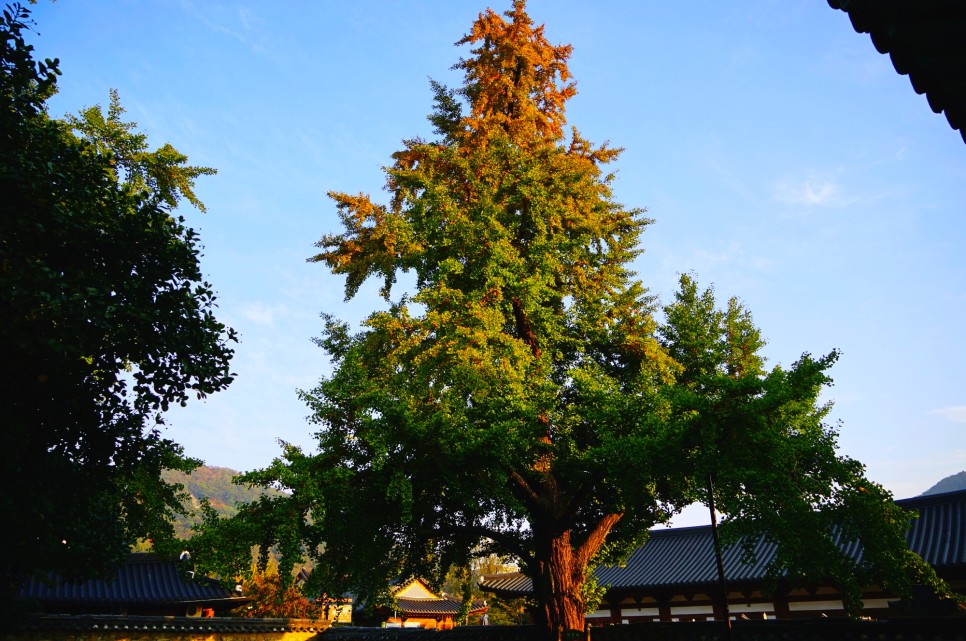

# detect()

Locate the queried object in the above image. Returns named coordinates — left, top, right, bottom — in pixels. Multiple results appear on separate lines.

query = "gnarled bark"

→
left=528, top=512, right=623, bottom=640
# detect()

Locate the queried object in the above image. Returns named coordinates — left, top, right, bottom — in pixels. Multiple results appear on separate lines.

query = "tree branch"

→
left=511, top=296, right=540, bottom=359
left=509, top=469, right=541, bottom=508
left=574, top=512, right=623, bottom=569
left=560, top=473, right=601, bottom=525
left=454, top=523, right=533, bottom=565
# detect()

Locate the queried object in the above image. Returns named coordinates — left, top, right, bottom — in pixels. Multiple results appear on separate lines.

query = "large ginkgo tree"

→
left=193, top=3, right=944, bottom=637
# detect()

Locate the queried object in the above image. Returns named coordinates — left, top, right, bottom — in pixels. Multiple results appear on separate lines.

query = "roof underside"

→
left=828, top=0, right=966, bottom=143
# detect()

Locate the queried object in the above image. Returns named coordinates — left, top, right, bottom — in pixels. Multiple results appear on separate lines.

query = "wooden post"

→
left=658, top=597, right=672, bottom=622
left=772, top=589, right=791, bottom=620
left=707, top=474, right=733, bottom=640
left=609, top=601, right=622, bottom=624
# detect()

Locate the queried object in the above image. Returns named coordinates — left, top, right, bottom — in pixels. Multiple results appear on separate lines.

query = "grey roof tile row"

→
left=897, top=491, right=966, bottom=567
left=481, top=489, right=966, bottom=596
left=19, top=553, right=245, bottom=605
left=395, top=597, right=463, bottom=616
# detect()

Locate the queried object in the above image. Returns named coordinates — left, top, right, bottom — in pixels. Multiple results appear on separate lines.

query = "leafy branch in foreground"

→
left=1, top=2, right=234, bottom=605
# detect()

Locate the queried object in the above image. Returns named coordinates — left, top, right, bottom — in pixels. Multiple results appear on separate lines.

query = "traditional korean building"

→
left=481, top=489, right=966, bottom=623
left=18, top=552, right=250, bottom=617
left=375, top=578, right=487, bottom=630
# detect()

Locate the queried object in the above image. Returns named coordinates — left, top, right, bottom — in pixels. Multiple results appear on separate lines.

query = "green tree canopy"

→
left=658, top=275, right=946, bottom=612
left=65, top=88, right=216, bottom=212
left=0, top=3, right=235, bottom=604
left=191, top=3, right=944, bottom=637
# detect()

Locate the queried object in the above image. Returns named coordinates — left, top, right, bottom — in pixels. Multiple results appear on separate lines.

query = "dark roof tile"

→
left=898, top=490, right=966, bottom=567
left=828, top=0, right=966, bottom=143
left=19, top=553, right=245, bottom=606
left=480, top=490, right=966, bottom=596
left=396, top=598, right=462, bottom=616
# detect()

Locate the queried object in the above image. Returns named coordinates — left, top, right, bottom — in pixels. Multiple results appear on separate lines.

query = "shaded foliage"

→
left=0, top=1, right=234, bottom=605
left=231, top=561, right=335, bottom=620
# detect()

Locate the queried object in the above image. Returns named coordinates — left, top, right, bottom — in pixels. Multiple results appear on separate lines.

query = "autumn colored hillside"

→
left=162, top=465, right=283, bottom=538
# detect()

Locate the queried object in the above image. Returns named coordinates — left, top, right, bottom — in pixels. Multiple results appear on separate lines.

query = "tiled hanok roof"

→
left=480, top=489, right=966, bottom=597
left=386, top=577, right=486, bottom=617
left=897, top=490, right=966, bottom=568
left=395, top=597, right=463, bottom=616
left=596, top=526, right=772, bottom=591
left=828, top=0, right=966, bottom=144
left=478, top=572, right=532, bottom=598
left=19, top=553, right=248, bottom=607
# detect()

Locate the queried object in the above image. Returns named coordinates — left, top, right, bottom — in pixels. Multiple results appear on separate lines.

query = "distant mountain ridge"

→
left=922, top=470, right=966, bottom=496
left=162, top=465, right=281, bottom=538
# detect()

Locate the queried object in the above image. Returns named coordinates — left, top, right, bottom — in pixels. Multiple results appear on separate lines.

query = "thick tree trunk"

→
left=529, top=513, right=622, bottom=641
left=531, top=531, right=584, bottom=640
left=550, top=535, right=586, bottom=634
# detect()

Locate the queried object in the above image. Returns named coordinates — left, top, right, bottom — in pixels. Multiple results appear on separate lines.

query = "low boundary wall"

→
left=323, top=618, right=966, bottom=641
left=5, top=616, right=964, bottom=641
left=3, top=614, right=328, bottom=641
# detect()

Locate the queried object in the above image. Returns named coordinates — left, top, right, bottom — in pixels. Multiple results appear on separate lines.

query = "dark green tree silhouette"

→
left=1, top=2, right=235, bottom=603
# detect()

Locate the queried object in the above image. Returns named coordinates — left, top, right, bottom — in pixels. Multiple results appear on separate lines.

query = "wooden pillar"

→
left=609, top=600, right=622, bottom=624
left=658, top=597, right=672, bottom=622
left=711, top=593, right=728, bottom=622
left=772, top=591, right=791, bottom=620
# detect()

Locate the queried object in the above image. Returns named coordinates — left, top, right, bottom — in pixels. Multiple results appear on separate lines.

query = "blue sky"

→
left=29, top=1, right=965, bottom=523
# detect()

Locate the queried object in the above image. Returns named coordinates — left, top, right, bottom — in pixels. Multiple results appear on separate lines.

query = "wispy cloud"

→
left=177, top=1, right=294, bottom=63
left=929, top=406, right=966, bottom=424
left=240, top=302, right=279, bottom=327
left=691, top=242, right=743, bottom=268
left=774, top=175, right=843, bottom=207
left=728, top=45, right=758, bottom=71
